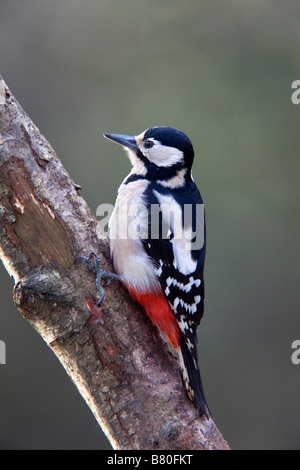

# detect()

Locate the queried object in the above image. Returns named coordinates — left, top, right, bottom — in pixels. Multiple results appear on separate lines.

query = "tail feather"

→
left=178, top=336, right=210, bottom=418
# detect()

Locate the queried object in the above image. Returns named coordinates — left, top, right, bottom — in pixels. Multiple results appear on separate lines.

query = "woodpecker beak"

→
left=104, top=133, right=138, bottom=152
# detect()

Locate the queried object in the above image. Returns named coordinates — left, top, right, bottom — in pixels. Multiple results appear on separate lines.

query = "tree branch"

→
left=0, top=75, right=230, bottom=450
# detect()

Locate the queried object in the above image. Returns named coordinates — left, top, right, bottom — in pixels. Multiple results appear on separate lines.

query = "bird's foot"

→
left=75, top=252, right=122, bottom=305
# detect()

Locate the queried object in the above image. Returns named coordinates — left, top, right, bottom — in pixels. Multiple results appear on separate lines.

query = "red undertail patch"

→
left=128, top=287, right=180, bottom=349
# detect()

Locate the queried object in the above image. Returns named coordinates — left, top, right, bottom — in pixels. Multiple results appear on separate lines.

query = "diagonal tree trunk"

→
left=0, top=75, right=230, bottom=451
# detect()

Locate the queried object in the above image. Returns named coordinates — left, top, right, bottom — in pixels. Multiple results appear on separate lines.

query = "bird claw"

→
left=75, top=252, right=122, bottom=305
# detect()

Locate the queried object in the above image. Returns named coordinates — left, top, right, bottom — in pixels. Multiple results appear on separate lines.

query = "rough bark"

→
left=0, top=75, right=230, bottom=450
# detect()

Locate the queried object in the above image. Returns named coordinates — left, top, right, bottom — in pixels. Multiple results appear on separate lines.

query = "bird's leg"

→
left=75, top=252, right=122, bottom=305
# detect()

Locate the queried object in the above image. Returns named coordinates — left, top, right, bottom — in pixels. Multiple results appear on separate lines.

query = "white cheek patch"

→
left=149, top=144, right=184, bottom=167
left=139, top=138, right=184, bottom=168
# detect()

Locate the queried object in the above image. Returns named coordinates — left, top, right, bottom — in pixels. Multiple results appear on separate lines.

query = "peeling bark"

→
left=0, top=75, right=230, bottom=450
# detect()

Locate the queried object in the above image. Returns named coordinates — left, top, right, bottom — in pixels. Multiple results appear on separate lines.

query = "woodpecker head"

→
left=104, top=126, right=194, bottom=184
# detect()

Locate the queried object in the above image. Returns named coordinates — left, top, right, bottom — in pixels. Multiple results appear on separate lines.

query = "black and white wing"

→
left=143, top=181, right=206, bottom=367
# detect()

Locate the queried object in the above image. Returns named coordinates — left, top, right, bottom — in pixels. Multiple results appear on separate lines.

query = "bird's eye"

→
left=144, top=140, right=154, bottom=149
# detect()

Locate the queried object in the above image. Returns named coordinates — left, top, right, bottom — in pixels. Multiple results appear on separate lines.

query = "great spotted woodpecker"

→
left=102, top=126, right=210, bottom=418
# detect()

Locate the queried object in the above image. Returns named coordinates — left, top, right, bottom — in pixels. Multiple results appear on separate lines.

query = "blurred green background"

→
left=0, top=0, right=299, bottom=450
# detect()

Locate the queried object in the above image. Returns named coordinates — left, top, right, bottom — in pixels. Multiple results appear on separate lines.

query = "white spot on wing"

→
left=164, top=276, right=201, bottom=294
left=155, top=259, right=164, bottom=277
left=169, top=293, right=201, bottom=316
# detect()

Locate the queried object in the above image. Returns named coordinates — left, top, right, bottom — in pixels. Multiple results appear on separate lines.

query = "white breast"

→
left=109, top=179, right=160, bottom=293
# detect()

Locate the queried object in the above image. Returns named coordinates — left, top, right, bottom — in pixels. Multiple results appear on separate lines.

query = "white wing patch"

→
left=153, top=191, right=197, bottom=275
